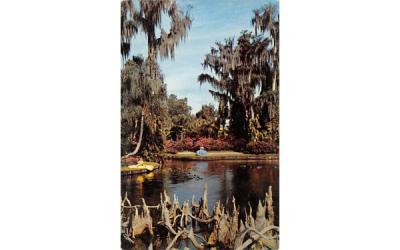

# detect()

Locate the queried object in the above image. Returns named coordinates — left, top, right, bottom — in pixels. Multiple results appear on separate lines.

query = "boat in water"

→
left=121, top=159, right=160, bottom=175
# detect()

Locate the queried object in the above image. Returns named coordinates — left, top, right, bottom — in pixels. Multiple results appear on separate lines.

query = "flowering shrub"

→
left=164, top=140, right=177, bottom=154
left=165, top=137, right=233, bottom=152
left=193, top=137, right=231, bottom=151
left=174, top=137, right=195, bottom=151
left=164, top=138, right=195, bottom=153
left=164, top=137, right=278, bottom=154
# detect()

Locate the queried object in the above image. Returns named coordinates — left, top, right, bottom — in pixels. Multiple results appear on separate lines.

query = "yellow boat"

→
left=121, top=162, right=160, bottom=175
left=127, top=163, right=155, bottom=171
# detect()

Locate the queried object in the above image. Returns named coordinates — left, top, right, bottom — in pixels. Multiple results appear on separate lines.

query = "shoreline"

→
left=121, top=152, right=278, bottom=175
left=163, top=151, right=279, bottom=161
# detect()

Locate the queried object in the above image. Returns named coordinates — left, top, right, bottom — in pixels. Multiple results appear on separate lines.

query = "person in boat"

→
left=196, top=146, right=208, bottom=156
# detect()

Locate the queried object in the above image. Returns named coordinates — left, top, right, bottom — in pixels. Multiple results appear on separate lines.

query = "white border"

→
left=1, top=0, right=400, bottom=249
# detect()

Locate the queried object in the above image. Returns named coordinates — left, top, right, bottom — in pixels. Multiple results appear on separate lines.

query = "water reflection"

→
left=121, top=160, right=279, bottom=224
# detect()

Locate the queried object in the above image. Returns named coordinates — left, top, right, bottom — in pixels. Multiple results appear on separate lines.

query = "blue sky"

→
left=131, top=0, right=276, bottom=113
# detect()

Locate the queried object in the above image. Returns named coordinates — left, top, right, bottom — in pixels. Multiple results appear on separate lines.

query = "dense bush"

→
left=230, top=138, right=247, bottom=151
left=244, top=140, right=278, bottom=154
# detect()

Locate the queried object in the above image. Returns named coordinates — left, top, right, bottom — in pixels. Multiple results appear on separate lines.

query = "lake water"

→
left=121, top=159, right=279, bottom=224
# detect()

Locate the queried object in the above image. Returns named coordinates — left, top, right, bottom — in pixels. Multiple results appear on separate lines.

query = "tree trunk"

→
left=272, top=76, right=276, bottom=91
left=126, top=109, right=144, bottom=157
left=148, top=45, right=155, bottom=78
left=147, top=30, right=156, bottom=79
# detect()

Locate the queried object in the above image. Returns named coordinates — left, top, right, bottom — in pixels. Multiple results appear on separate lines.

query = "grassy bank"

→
left=163, top=151, right=278, bottom=161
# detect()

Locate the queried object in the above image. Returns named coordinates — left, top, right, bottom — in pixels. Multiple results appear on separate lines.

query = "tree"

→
left=198, top=33, right=269, bottom=140
left=186, top=104, right=218, bottom=138
left=166, top=94, right=192, bottom=141
left=121, top=56, right=145, bottom=156
left=121, top=56, right=168, bottom=158
left=133, top=0, right=192, bottom=78
left=252, top=3, right=279, bottom=143
left=198, top=3, right=279, bottom=143
left=121, top=0, right=192, bottom=158
left=121, top=0, right=138, bottom=62
left=195, top=104, right=217, bottom=123
left=252, top=3, right=279, bottom=91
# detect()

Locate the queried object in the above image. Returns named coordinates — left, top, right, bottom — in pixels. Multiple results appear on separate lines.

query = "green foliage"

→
left=195, top=104, right=216, bottom=122
left=166, top=94, right=192, bottom=140
left=121, top=56, right=168, bottom=158
left=140, top=120, right=165, bottom=161
left=186, top=104, right=218, bottom=138
left=120, top=0, right=192, bottom=160
left=198, top=4, right=279, bottom=147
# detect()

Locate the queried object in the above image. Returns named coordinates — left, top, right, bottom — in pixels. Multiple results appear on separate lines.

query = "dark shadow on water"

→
left=121, top=159, right=279, bottom=225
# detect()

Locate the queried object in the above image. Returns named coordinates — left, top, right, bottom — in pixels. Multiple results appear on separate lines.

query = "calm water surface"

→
left=121, top=160, right=279, bottom=224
